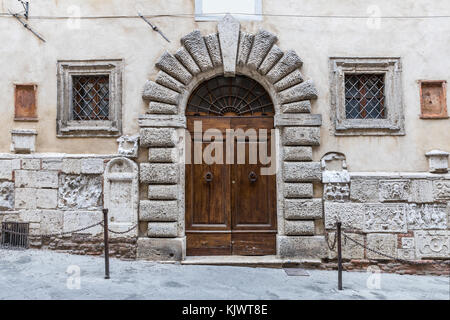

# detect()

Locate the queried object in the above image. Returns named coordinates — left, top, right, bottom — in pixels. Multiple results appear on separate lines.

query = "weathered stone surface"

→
left=140, top=163, right=179, bottom=184
left=408, top=179, right=434, bottom=203
left=237, top=32, right=254, bottom=65
left=181, top=30, right=213, bottom=71
left=42, top=159, right=62, bottom=171
left=0, top=181, right=14, bottom=210
left=284, top=183, right=313, bottom=198
left=155, top=52, right=192, bottom=85
left=328, top=232, right=364, bottom=259
left=283, top=162, right=321, bottom=182
left=433, top=180, right=450, bottom=200
left=147, top=222, right=178, bottom=238
left=63, top=211, right=103, bottom=236
left=350, top=179, right=379, bottom=202
left=285, top=220, right=315, bottom=235
left=364, top=203, right=407, bottom=233
left=139, top=115, right=186, bottom=128
left=275, top=114, right=321, bottom=127
left=58, top=175, right=102, bottom=209
left=10, top=129, right=37, bottom=154
left=406, top=203, right=447, bottom=229
left=36, top=189, right=57, bottom=209
left=137, top=237, right=185, bottom=261
left=81, top=158, right=104, bottom=174
left=415, top=230, right=449, bottom=259
left=0, top=160, right=13, bottom=180
left=378, top=180, right=410, bottom=202
left=218, top=14, right=240, bottom=76
left=148, top=185, right=178, bottom=200
left=40, top=210, right=64, bottom=235
left=277, top=235, right=327, bottom=259
left=401, top=237, right=414, bottom=249
left=204, top=33, right=222, bottom=67
left=21, top=158, right=40, bottom=170
left=366, top=233, right=397, bottom=260
left=247, top=30, right=277, bottom=70
left=15, top=170, right=58, bottom=189
left=148, top=148, right=178, bottom=163
left=282, top=127, right=320, bottom=146
left=284, top=199, right=322, bottom=219
left=62, top=159, right=81, bottom=174
left=148, top=101, right=178, bottom=115
left=142, top=81, right=180, bottom=105
left=174, top=47, right=201, bottom=75
left=15, top=188, right=37, bottom=209
left=140, top=200, right=178, bottom=222
left=324, top=202, right=364, bottom=230
left=397, top=248, right=416, bottom=260
left=274, top=69, right=304, bottom=92
left=11, top=159, right=21, bottom=170
left=266, top=50, right=303, bottom=84
left=278, top=80, right=318, bottom=104
left=258, top=45, right=283, bottom=75
left=117, top=135, right=139, bottom=158
left=425, top=150, right=449, bottom=173
left=283, top=146, right=312, bottom=161
left=140, top=128, right=177, bottom=148
left=155, top=71, right=185, bottom=93
left=14, top=170, right=35, bottom=188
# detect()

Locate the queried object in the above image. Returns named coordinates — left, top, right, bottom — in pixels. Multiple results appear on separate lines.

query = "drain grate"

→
left=283, top=268, right=310, bottom=276
left=1, top=222, right=29, bottom=249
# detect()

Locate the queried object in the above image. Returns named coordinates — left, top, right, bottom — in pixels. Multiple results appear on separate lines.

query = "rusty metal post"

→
left=103, top=209, right=110, bottom=279
left=337, top=222, right=342, bottom=290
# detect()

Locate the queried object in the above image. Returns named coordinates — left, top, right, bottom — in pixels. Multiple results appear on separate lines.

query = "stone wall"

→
left=0, top=154, right=138, bottom=259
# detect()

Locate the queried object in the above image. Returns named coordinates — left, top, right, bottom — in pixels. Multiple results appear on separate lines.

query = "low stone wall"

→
left=323, top=172, right=450, bottom=266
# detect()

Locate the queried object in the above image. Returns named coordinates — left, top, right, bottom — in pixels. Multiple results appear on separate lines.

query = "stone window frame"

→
left=194, top=0, right=262, bottom=21
left=56, top=59, right=123, bottom=137
left=329, top=57, right=405, bottom=136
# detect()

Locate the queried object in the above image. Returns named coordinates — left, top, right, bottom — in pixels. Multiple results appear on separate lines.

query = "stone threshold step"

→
left=178, top=255, right=322, bottom=269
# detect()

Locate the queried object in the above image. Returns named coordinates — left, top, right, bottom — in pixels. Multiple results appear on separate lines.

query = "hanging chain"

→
left=100, top=222, right=138, bottom=235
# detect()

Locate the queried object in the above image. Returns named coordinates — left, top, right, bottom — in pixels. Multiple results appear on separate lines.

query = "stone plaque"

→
left=378, top=180, right=410, bottom=202
left=406, top=203, right=447, bottom=230
left=415, top=230, right=449, bottom=259
left=364, top=203, right=407, bottom=233
left=434, top=180, right=450, bottom=200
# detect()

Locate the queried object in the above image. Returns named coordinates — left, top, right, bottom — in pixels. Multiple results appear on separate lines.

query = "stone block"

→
left=364, top=203, right=407, bottom=233
left=350, top=179, right=379, bottom=202
left=42, top=159, right=63, bottom=171
left=58, top=175, right=102, bottom=209
left=281, top=100, right=311, bottom=113
left=63, top=211, right=103, bottom=236
left=36, top=189, right=57, bottom=209
left=21, top=158, right=40, bottom=170
left=62, top=159, right=81, bottom=174
left=278, top=80, right=318, bottom=104
left=275, top=114, right=321, bottom=127
left=397, top=249, right=416, bottom=260
left=140, top=163, right=179, bottom=184
left=40, top=210, right=64, bottom=235
left=218, top=14, right=240, bottom=76
left=148, top=185, right=178, bottom=200
left=328, top=232, right=365, bottom=260
left=283, top=162, right=321, bottom=182
left=425, top=150, right=449, bottom=173
left=277, top=235, right=327, bottom=259
left=282, top=127, right=320, bottom=146
left=12, top=159, right=21, bottom=170
left=378, top=180, right=410, bottom=202
left=81, top=158, right=104, bottom=174
left=324, top=202, right=364, bottom=230
left=10, top=129, right=37, bottom=153
left=366, top=233, right=397, bottom=260
left=137, top=237, right=185, bottom=261
left=237, top=32, right=254, bottom=66
left=284, top=199, right=322, bottom=219
left=285, top=220, right=315, bottom=235
left=148, top=102, right=178, bottom=115
left=35, top=171, right=59, bottom=188
left=174, top=47, right=201, bottom=76
left=155, top=71, right=185, bottom=94
left=415, top=230, right=449, bottom=259
left=139, top=200, right=178, bottom=222
left=0, top=181, right=14, bottom=210
left=408, top=179, right=434, bottom=203
left=117, top=135, right=140, bottom=158
left=142, top=81, right=180, bottom=105
left=15, top=188, right=37, bottom=209
left=283, top=183, right=313, bottom=198
left=140, top=128, right=177, bottom=148
left=434, top=180, right=450, bottom=200
left=283, top=146, right=312, bottom=161
left=274, top=70, right=304, bottom=92
left=401, top=237, right=414, bottom=249
left=147, top=222, right=178, bottom=238
left=406, top=203, right=447, bottom=229
left=247, top=29, right=277, bottom=70
left=258, top=45, right=283, bottom=75
left=0, top=160, right=13, bottom=180
left=148, top=148, right=178, bottom=163
left=14, top=170, right=35, bottom=188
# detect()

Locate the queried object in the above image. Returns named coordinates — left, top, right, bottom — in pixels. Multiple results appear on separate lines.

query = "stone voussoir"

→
left=258, top=44, right=283, bottom=75
left=148, top=102, right=178, bottom=115
left=155, top=52, right=193, bottom=85
left=278, top=79, right=318, bottom=104
left=204, top=33, right=222, bottom=67
left=155, top=71, right=186, bottom=93
left=266, top=50, right=303, bottom=84
left=247, top=29, right=278, bottom=70
left=274, top=69, right=304, bottom=92
left=237, top=32, right=254, bottom=66
left=174, top=47, right=201, bottom=75
left=142, top=81, right=180, bottom=105
left=181, top=30, right=213, bottom=72
left=281, top=100, right=311, bottom=113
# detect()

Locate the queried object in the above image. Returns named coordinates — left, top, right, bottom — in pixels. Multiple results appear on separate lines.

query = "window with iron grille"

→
left=57, top=60, right=122, bottom=137
left=345, top=74, right=385, bottom=119
left=329, top=57, right=404, bottom=136
left=72, top=75, right=110, bottom=120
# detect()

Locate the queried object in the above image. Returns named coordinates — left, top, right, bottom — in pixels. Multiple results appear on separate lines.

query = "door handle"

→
left=204, top=171, right=213, bottom=182
left=248, top=171, right=258, bottom=183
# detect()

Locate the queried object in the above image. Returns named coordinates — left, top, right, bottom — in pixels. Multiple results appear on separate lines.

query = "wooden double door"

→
left=185, top=116, right=277, bottom=256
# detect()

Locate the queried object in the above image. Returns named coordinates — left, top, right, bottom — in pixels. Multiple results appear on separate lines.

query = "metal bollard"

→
left=337, top=222, right=342, bottom=290
left=103, top=209, right=110, bottom=279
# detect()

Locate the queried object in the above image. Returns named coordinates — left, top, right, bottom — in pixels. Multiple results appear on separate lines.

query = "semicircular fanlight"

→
left=186, top=75, right=274, bottom=116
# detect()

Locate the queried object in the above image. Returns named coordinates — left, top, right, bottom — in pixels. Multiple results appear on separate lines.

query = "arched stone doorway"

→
left=185, top=75, right=277, bottom=255
left=138, top=15, right=325, bottom=261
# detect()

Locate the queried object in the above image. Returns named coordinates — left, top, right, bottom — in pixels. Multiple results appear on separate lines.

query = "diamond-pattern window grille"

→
left=345, top=74, right=386, bottom=119
left=72, top=75, right=110, bottom=120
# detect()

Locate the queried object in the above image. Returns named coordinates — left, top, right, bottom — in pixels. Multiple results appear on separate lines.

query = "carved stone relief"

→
left=406, top=203, right=447, bottom=229
left=434, top=180, right=450, bottom=200
left=379, top=180, right=410, bottom=202
left=415, top=230, right=449, bottom=259
left=58, top=175, right=102, bottom=209
left=364, top=203, right=407, bottom=233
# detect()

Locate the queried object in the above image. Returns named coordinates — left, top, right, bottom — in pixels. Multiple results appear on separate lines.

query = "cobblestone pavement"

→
left=0, top=249, right=448, bottom=300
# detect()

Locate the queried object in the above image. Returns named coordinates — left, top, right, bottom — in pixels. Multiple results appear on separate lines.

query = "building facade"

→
left=0, top=0, right=449, bottom=271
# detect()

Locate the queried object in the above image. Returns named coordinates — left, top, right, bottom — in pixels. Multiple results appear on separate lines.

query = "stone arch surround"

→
left=137, top=15, right=325, bottom=261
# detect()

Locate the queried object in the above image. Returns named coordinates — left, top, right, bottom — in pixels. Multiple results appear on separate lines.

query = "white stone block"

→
left=15, top=188, right=37, bottom=209
left=10, top=129, right=37, bottom=154
left=36, top=189, right=58, bottom=209
left=21, top=159, right=41, bottom=170
left=0, top=160, right=13, bottom=180
left=366, top=233, right=397, bottom=260
left=425, top=150, right=449, bottom=173
left=81, top=158, right=104, bottom=174
left=63, top=211, right=103, bottom=235
left=62, top=159, right=81, bottom=174
left=0, top=181, right=14, bottom=210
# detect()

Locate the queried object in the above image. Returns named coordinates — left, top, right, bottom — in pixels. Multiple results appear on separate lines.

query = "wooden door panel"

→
left=187, top=233, right=231, bottom=256
left=232, top=232, right=276, bottom=256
